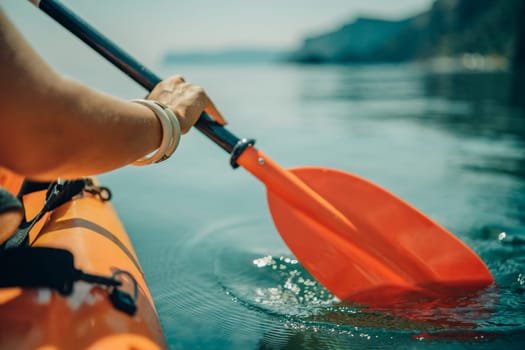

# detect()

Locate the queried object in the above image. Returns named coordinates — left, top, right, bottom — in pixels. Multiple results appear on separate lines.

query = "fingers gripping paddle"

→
left=31, top=0, right=493, bottom=305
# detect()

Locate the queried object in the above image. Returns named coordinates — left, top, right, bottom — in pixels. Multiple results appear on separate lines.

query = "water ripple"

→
left=127, top=214, right=525, bottom=350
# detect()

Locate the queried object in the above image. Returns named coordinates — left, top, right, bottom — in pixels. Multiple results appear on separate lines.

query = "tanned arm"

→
left=0, top=9, right=224, bottom=181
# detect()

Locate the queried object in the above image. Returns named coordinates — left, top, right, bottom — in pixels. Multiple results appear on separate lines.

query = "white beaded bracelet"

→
left=130, top=99, right=181, bottom=165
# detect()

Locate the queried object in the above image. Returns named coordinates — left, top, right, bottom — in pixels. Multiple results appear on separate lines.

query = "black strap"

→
left=0, top=247, right=137, bottom=315
left=0, top=247, right=103, bottom=294
left=16, top=181, right=51, bottom=199
left=2, top=179, right=87, bottom=250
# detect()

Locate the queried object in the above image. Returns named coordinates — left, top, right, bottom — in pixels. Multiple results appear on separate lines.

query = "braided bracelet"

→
left=130, top=99, right=181, bottom=165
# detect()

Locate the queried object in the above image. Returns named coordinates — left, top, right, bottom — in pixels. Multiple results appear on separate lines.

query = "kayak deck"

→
left=0, top=170, right=167, bottom=349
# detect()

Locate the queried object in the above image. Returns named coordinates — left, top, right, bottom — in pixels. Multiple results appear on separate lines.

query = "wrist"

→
left=130, top=99, right=181, bottom=166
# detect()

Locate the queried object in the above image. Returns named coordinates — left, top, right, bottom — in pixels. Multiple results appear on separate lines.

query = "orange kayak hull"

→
left=0, top=169, right=167, bottom=349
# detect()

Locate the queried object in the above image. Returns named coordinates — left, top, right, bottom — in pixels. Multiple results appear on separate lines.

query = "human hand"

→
left=147, top=75, right=226, bottom=133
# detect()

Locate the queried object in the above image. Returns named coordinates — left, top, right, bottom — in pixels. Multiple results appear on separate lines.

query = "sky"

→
left=2, top=0, right=434, bottom=63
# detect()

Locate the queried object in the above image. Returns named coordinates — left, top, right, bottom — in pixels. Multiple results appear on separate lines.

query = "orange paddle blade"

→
left=237, top=146, right=493, bottom=305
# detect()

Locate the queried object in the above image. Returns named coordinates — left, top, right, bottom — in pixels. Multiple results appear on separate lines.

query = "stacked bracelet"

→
left=130, top=99, right=182, bottom=166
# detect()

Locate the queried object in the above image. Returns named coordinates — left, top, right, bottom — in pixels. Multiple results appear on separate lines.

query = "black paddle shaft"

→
left=33, top=0, right=243, bottom=155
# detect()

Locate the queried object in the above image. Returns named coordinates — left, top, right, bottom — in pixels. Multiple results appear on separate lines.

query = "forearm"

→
left=0, top=9, right=161, bottom=180
left=5, top=80, right=161, bottom=180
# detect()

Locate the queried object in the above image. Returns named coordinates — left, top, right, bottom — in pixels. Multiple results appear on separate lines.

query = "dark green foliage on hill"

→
left=289, top=0, right=524, bottom=67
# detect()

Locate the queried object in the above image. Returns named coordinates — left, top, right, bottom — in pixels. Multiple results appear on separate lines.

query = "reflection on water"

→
left=101, top=63, right=525, bottom=349
left=421, top=72, right=525, bottom=180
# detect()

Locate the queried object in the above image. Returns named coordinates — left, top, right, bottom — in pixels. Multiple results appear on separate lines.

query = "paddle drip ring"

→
left=230, top=138, right=256, bottom=168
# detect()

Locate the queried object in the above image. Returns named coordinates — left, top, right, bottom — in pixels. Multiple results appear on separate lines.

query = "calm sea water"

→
left=99, top=62, right=525, bottom=349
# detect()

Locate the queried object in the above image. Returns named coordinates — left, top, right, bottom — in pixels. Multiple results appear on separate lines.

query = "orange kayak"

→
left=0, top=169, right=167, bottom=349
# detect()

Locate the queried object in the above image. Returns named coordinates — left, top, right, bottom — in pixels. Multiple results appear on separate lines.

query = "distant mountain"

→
left=288, top=17, right=410, bottom=63
left=163, top=49, right=287, bottom=64
left=289, top=0, right=524, bottom=67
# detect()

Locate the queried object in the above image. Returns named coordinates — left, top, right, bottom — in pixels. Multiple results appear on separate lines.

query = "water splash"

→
left=251, top=255, right=336, bottom=311
left=217, top=253, right=338, bottom=319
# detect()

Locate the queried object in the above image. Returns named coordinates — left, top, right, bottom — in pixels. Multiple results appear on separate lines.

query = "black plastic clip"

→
left=230, top=138, right=256, bottom=169
left=84, top=178, right=112, bottom=201
left=108, top=270, right=139, bottom=316
left=44, top=179, right=87, bottom=211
